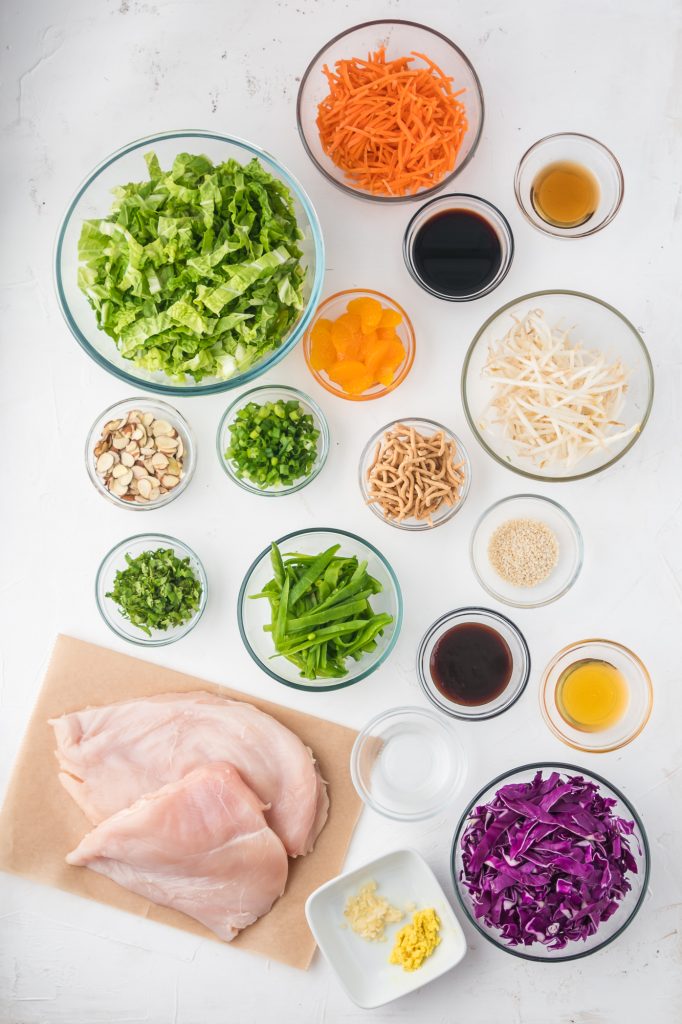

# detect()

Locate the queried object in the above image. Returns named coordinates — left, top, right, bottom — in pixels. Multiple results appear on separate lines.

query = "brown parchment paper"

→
left=0, top=635, right=363, bottom=970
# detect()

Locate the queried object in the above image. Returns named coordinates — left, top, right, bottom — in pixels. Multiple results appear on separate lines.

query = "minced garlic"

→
left=389, top=908, right=441, bottom=971
left=343, top=881, right=403, bottom=942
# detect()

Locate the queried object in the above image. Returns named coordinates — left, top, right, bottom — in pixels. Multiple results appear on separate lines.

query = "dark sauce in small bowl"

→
left=411, top=210, right=503, bottom=298
left=429, top=621, right=513, bottom=706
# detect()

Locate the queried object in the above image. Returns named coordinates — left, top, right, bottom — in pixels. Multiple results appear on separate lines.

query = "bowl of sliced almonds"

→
left=85, top=398, right=195, bottom=509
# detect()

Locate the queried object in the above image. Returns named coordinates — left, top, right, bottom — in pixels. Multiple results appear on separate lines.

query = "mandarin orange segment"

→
left=379, top=308, right=402, bottom=330
left=327, top=360, right=373, bottom=394
left=364, top=339, right=392, bottom=375
left=383, top=337, right=406, bottom=372
left=347, top=296, right=383, bottom=334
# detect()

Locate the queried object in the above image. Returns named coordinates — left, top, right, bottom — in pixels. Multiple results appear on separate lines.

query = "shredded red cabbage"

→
left=459, top=771, right=639, bottom=950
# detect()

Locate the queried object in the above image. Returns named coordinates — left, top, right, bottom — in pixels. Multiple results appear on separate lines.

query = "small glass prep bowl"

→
left=55, top=130, right=324, bottom=396
left=515, top=132, right=624, bottom=238
left=452, top=762, right=650, bottom=961
left=237, top=528, right=402, bottom=692
left=96, top=533, right=207, bottom=646
left=351, top=706, right=466, bottom=820
left=403, top=194, right=514, bottom=301
left=85, top=397, right=196, bottom=510
left=417, top=607, right=530, bottom=721
left=359, top=417, right=471, bottom=530
left=471, top=494, right=583, bottom=607
left=540, top=639, right=653, bottom=753
left=303, top=289, right=416, bottom=401
left=216, top=385, right=330, bottom=496
left=296, top=20, right=484, bottom=203
left=462, top=290, right=654, bottom=482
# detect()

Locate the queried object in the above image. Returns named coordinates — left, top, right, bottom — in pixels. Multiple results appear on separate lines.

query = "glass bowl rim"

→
left=470, top=493, right=584, bottom=607
left=539, top=637, right=654, bottom=753
left=402, top=192, right=515, bottom=301
left=416, top=605, right=531, bottom=721
left=54, top=128, right=325, bottom=396
left=303, top=287, right=416, bottom=401
left=358, top=416, right=472, bottom=530
left=450, top=759, right=651, bottom=962
left=85, top=395, right=196, bottom=511
left=295, top=18, right=485, bottom=204
left=216, top=383, right=331, bottom=496
left=95, top=531, right=208, bottom=647
left=513, top=131, right=625, bottom=239
left=350, top=704, right=465, bottom=821
left=461, top=288, right=655, bottom=481
left=237, top=526, right=404, bottom=692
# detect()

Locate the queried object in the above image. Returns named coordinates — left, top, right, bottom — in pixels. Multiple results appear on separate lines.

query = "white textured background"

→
left=2, top=0, right=682, bottom=1021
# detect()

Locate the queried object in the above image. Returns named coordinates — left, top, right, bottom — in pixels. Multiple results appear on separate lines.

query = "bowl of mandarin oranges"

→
left=303, top=289, right=416, bottom=400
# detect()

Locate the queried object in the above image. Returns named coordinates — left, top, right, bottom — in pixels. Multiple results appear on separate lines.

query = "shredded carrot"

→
left=316, top=46, right=468, bottom=196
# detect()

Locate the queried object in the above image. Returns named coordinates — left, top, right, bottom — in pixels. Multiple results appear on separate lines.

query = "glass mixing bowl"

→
left=55, top=130, right=324, bottom=395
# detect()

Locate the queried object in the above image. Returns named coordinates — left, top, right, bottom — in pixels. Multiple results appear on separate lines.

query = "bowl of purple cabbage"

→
left=452, top=763, right=649, bottom=960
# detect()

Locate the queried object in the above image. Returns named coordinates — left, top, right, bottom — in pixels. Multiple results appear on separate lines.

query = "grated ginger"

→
left=343, top=881, right=403, bottom=942
left=389, top=908, right=441, bottom=971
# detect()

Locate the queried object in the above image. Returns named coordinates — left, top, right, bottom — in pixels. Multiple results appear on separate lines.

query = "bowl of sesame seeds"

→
left=470, top=494, right=583, bottom=608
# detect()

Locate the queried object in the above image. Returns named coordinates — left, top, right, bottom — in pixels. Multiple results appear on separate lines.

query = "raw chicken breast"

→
left=66, top=762, right=289, bottom=942
left=50, top=692, right=328, bottom=857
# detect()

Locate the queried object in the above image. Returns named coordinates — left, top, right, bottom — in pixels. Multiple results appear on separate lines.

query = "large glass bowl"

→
left=296, top=20, right=484, bottom=203
left=237, top=528, right=402, bottom=692
left=462, top=290, right=654, bottom=481
left=55, top=130, right=325, bottom=396
left=451, top=762, right=650, bottom=962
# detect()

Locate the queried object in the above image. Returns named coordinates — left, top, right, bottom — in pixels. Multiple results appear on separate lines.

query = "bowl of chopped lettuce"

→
left=55, top=131, right=325, bottom=395
left=452, top=762, right=650, bottom=961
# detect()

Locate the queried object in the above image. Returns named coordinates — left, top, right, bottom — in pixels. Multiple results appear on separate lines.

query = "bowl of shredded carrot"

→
left=303, top=289, right=416, bottom=401
left=296, top=19, right=484, bottom=202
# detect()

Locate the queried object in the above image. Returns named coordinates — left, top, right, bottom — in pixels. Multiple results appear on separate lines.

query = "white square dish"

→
left=305, top=848, right=467, bottom=1008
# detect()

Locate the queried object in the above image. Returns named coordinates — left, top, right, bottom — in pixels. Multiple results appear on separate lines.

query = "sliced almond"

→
left=155, top=436, right=178, bottom=452
left=121, top=451, right=135, bottom=468
left=118, top=469, right=133, bottom=487
left=111, top=463, right=129, bottom=479
left=161, top=474, right=180, bottom=488
left=103, top=418, right=123, bottom=433
left=132, top=465, right=149, bottom=479
left=151, top=452, right=169, bottom=471
left=166, top=457, right=182, bottom=476
left=111, top=481, right=129, bottom=497
left=112, top=436, right=128, bottom=450
left=152, top=419, right=173, bottom=437
left=142, top=412, right=155, bottom=427
left=137, top=478, right=153, bottom=499
left=96, top=452, right=115, bottom=474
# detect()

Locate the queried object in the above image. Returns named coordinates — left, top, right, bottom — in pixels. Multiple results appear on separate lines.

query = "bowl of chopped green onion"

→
left=238, top=528, right=402, bottom=691
left=96, top=533, right=207, bottom=646
left=217, top=385, right=330, bottom=495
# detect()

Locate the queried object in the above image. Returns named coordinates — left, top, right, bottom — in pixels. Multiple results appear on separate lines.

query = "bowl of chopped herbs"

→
left=217, top=385, right=329, bottom=495
left=238, top=528, right=402, bottom=691
left=96, top=534, right=207, bottom=645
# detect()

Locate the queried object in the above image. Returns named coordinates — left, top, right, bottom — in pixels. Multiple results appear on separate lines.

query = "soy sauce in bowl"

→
left=412, top=210, right=502, bottom=298
left=403, top=194, right=514, bottom=302
left=430, top=622, right=512, bottom=706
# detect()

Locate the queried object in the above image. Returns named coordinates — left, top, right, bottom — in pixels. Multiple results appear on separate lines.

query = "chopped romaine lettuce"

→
left=77, top=151, right=305, bottom=382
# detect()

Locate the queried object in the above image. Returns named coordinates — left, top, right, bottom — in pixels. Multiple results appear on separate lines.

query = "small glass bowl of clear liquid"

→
left=350, top=706, right=467, bottom=821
